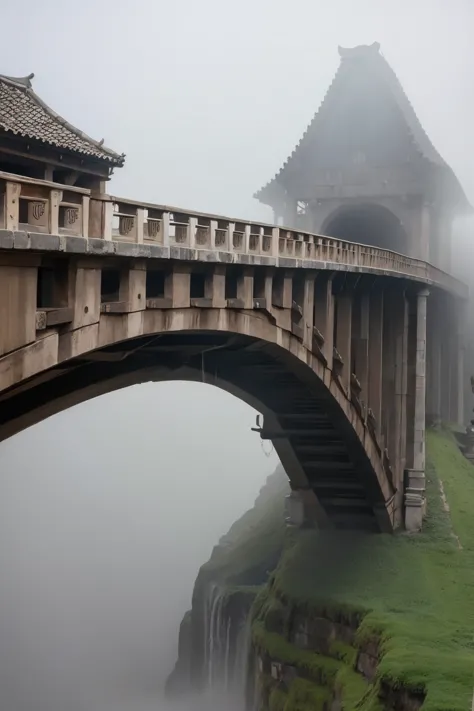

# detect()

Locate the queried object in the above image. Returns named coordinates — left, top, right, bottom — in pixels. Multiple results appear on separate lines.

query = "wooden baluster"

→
left=136, top=207, right=145, bottom=243
left=5, top=182, right=20, bottom=231
left=82, top=196, right=90, bottom=238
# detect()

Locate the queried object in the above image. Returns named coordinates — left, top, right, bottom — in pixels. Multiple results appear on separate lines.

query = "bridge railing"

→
left=0, top=171, right=90, bottom=237
left=0, top=173, right=465, bottom=296
left=86, top=194, right=468, bottom=296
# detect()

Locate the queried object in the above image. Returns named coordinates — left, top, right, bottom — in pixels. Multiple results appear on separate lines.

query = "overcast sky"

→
left=0, top=1, right=473, bottom=710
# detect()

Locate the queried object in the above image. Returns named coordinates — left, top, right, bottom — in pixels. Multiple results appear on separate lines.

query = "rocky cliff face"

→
left=166, top=430, right=474, bottom=710
left=165, top=465, right=288, bottom=705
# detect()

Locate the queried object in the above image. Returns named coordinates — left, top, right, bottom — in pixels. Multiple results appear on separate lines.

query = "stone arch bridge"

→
left=0, top=176, right=466, bottom=534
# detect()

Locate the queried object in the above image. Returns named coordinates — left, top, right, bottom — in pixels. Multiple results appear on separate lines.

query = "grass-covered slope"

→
left=254, top=428, right=474, bottom=710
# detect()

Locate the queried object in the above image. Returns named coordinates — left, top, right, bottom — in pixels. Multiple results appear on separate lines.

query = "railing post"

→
left=210, top=219, right=218, bottom=249
left=189, top=216, right=197, bottom=249
left=5, top=182, right=20, bottom=231
left=271, top=227, right=279, bottom=258
left=50, top=189, right=63, bottom=234
left=82, top=196, right=90, bottom=239
left=88, top=198, right=102, bottom=239
left=136, top=207, right=145, bottom=244
left=102, top=201, right=113, bottom=241
left=228, top=222, right=235, bottom=251
left=243, top=224, right=251, bottom=253
left=162, top=211, right=170, bottom=247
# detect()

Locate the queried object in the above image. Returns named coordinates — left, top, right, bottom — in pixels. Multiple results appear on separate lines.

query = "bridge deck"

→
left=0, top=171, right=466, bottom=297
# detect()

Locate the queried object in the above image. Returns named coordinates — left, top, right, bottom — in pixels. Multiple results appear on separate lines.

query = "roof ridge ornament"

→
left=0, top=72, right=35, bottom=88
left=338, top=43, right=380, bottom=58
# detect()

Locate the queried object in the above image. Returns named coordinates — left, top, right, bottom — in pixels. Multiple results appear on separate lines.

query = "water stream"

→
left=203, top=584, right=252, bottom=710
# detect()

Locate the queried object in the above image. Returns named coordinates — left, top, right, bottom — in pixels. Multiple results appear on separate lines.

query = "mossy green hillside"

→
left=255, top=428, right=474, bottom=710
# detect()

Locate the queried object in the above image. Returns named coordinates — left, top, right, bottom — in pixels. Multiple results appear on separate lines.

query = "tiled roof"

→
left=255, top=44, right=469, bottom=211
left=0, top=73, right=125, bottom=166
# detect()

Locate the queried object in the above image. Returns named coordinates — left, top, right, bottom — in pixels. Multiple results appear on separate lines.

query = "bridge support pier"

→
left=394, top=293, right=409, bottom=526
left=405, top=288, right=429, bottom=532
left=352, top=294, right=369, bottom=412
left=335, top=294, right=352, bottom=394
left=314, top=274, right=334, bottom=369
left=368, top=289, right=383, bottom=435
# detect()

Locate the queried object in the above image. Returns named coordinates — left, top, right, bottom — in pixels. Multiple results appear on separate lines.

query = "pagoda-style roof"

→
left=255, top=43, right=470, bottom=212
left=0, top=73, right=125, bottom=167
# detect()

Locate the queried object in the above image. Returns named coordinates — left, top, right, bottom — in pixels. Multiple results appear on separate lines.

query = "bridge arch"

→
left=321, top=203, right=408, bottom=254
left=0, top=309, right=395, bottom=533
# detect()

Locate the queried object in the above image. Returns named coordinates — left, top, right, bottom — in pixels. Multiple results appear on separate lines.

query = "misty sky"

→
left=0, top=1, right=473, bottom=710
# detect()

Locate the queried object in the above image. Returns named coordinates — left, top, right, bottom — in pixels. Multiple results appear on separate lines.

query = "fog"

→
left=0, top=0, right=473, bottom=709
left=0, top=383, right=277, bottom=710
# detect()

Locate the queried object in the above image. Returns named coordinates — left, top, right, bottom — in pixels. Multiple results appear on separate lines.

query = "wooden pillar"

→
left=237, top=267, right=254, bottom=309
left=405, top=298, right=417, bottom=474
left=414, top=289, right=429, bottom=471
left=165, top=264, right=191, bottom=308
left=426, top=296, right=442, bottom=424
left=314, top=273, right=334, bottom=370
left=450, top=298, right=466, bottom=426
left=352, top=293, right=369, bottom=409
left=302, top=275, right=315, bottom=349
left=68, top=263, right=101, bottom=331
left=120, top=263, right=146, bottom=312
left=457, top=326, right=465, bottom=426
left=405, top=288, right=429, bottom=532
left=368, top=289, right=383, bottom=435
left=272, top=270, right=292, bottom=309
left=394, top=292, right=409, bottom=497
left=381, top=294, right=397, bottom=453
left=208, top=265, right=226, bottom=308
left=336, top=294, right=352, bottom=394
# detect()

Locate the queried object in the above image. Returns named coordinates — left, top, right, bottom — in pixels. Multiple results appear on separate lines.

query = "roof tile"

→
left=0, top=74, right=124, bottom=166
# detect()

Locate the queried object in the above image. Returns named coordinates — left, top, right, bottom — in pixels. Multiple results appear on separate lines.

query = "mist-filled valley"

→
left=0, top=383, right=276, bottom=710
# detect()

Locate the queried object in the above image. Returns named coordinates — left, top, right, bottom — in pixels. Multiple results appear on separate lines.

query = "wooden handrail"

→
left=0, top=171, right=90, bottom=194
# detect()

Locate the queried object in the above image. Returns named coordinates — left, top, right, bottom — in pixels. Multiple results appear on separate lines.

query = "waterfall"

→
left=203, top=583, right=253, bottom=710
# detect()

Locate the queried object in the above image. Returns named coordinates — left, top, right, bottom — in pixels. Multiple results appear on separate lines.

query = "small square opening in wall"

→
left=190, top=272, right=206, bottom=299
left=36, top=264, right=68, bottom=309
left=146, top=270, right=166, bottom=299
left=36, top=267, right=55, bottom=309
left=272, top=271, right=292, bottom=308
left=225, top=266, right=239, bottom=299
left=101, top=269, right=121, bottom=303
left=253, top=270, right=266, bottom=299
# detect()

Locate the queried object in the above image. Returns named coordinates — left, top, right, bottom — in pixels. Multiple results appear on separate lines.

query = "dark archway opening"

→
left=323, top=204, right=408, bottom=254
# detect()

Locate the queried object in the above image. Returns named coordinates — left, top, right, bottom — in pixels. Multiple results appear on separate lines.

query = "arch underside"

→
left=0, top=317, right=395, bottom=533
left=322, top=203, right=408, bottom=254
